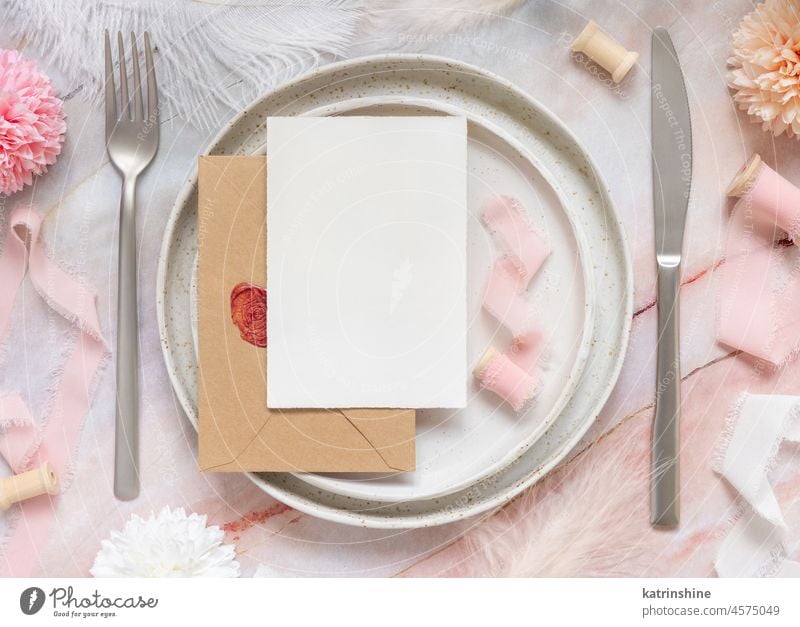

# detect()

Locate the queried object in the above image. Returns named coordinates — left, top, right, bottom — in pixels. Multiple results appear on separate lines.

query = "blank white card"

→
left=266, top=116, right=467, bottom=408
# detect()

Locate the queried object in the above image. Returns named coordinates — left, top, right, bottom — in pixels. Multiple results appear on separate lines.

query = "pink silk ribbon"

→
left=718, top=161, right=800, bottom=366
left=476, top=195, right=551, bottom=410
left=0, top=204, right=107, bottom=576
left=743, top=163, right=800, bottom=241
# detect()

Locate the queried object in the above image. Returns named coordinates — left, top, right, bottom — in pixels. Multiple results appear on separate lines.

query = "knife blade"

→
left=650, top=26, right=692, bottom=527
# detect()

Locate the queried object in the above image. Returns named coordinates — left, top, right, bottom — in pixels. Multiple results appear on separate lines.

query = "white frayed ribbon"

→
left=714, top=393, right=800, bottom=577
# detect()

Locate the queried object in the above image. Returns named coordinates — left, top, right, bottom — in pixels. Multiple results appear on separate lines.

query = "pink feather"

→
left=458, top=434, right=655, bottom=577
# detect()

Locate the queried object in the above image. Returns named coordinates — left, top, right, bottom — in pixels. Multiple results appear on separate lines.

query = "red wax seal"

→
left=230, top=282, right=267, bottom=347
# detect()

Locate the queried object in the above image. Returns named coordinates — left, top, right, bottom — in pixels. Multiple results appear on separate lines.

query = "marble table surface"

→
left=1, top=0, right=799, bottom=577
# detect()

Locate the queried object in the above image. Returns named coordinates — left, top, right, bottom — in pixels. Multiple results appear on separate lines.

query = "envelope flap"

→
left=339, top=408, right=416, bottom=471
left=204, top=408, right=415, bottom=472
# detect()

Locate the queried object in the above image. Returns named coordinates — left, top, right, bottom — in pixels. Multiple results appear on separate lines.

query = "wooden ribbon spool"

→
left=571, top=20, right=639, bottom=83
left=0, top=461, right=60, bottom=511
left=726, top=153, right=763, bottom=198
left=473, top=346, right=539, bottom=412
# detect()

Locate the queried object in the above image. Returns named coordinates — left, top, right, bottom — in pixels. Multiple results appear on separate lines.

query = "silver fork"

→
left=105, top=31, right=159, bottom=501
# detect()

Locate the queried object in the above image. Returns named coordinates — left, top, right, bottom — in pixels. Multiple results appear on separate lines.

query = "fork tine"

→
left=104, top=30, right=117, bottom=136
left=130, top=33, right=143, bottom=121
left=144, top=32, right=158, bottom=123
left=117, top=31, right=130, bottom=120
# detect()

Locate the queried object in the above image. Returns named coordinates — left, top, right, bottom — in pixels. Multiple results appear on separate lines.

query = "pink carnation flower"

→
left=727, top=0, right=800, bottom=139
left=0, top=49, right=66, bottom=195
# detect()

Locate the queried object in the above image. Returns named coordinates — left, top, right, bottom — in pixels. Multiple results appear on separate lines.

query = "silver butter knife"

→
left=650, top=27, right=692, bottom=527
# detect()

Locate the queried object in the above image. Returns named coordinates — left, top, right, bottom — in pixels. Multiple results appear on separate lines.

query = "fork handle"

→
left=114, top=177, right=140, bottom=501
left=651, top=260, right=681, bottom=527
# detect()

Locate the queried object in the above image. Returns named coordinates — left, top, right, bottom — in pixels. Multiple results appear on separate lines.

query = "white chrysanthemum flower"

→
left=90, top=507, right=240, bottom=578
left=727, top=0, right=800, bottom=139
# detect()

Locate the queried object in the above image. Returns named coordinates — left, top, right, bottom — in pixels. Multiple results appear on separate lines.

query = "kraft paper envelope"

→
left=198, top=155, right=415, bottom=472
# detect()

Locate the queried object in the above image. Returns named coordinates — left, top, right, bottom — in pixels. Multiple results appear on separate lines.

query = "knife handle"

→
left=651, top=259, right=681, bottom=527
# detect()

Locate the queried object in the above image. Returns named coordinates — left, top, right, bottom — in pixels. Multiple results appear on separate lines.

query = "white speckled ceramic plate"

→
left=157, top=55, right=632, bottom=527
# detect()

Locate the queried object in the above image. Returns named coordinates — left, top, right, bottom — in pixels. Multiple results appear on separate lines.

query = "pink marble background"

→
left=1, top=1, right=799, bottom=576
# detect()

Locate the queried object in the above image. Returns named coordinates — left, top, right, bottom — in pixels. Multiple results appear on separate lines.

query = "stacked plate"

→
left=157, top=55, right=633, bottom=528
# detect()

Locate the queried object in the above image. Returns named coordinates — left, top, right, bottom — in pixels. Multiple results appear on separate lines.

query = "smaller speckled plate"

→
left=185, top=97, right=595, bottom=502
left=158, top=55, right=632, bottom=527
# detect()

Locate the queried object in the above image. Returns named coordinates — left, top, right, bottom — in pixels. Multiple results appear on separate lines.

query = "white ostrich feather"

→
left=360, top=0, right=525, bottom=40
left=2, top=0, right=525, bottom=128
left=91, top=507, right=240, bottom=577
left=462, top=437, right=653, bottom=577
left=2, top=0, right=364, bottom=129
